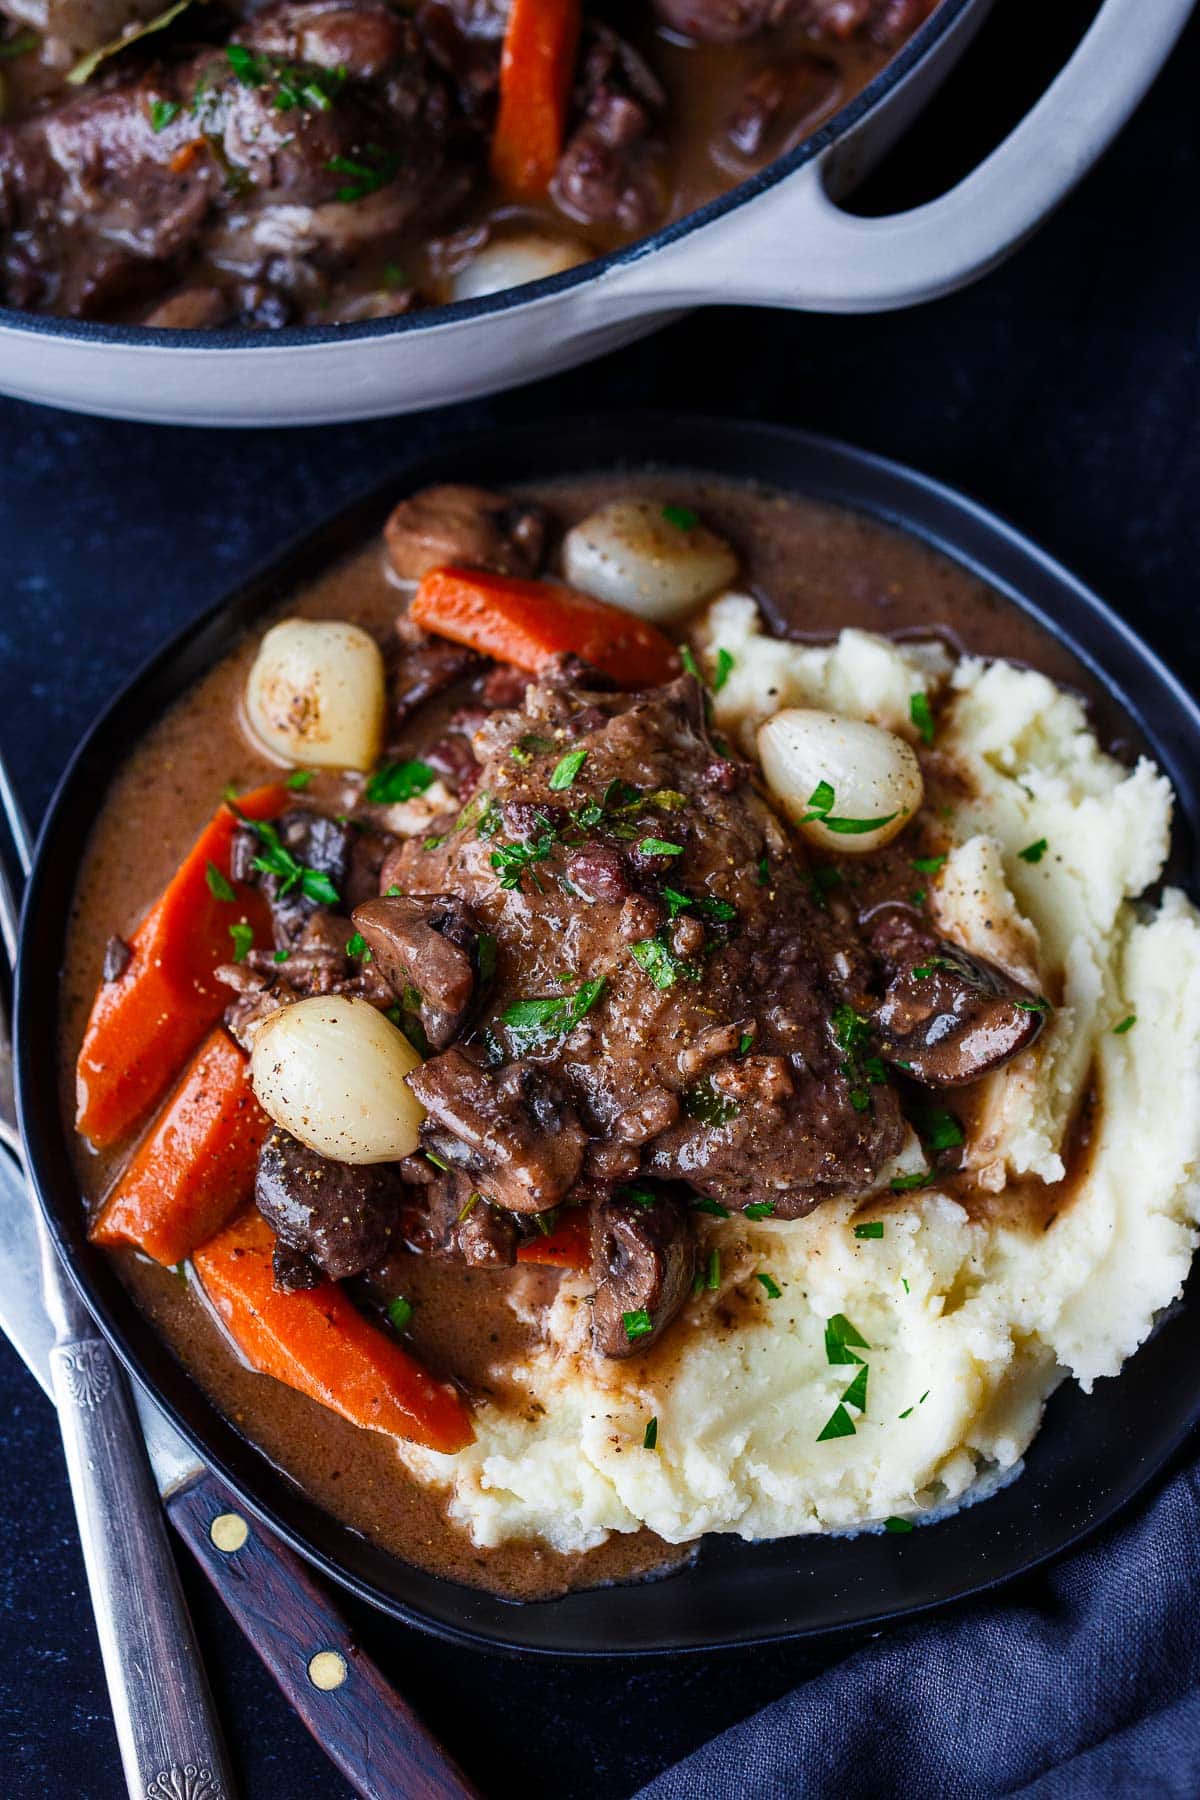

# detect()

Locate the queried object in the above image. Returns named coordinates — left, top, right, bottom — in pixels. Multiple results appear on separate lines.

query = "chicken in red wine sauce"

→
left=0, top=0, right=940, bottom=326
left=64, top=470, right=1118, bottom=1599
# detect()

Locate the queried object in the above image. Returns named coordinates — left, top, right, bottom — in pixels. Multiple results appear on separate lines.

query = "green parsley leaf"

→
left=744, top=1200, right=774, bottom=1220
left=328, top=146, right=400, bottom=202
left=911, top=889, right=927, bottom=907
left=273, top=949, right=290, bottom=964
left=345, top=932, right=371, bottom=960
left=662, top=504, right=698, bottom=531
left=228, top=922, right=253, bottom=963
left=911, top=853, right=947, bottom=875
left=623, top=1308, right=653, bottom=1342
left=890, top=1170, right=932, bottom=1193
left=367, top=759, right=434, bottom=805
left=549, top=749, right=588, bottom=791
left=387, top=1295, right=413, bottom=1331
left=205, top=860, right=236, bottom=903
left=803, top=779, right=899, bottom=836
left=910, top=691, right=935, bottom=746
left=737, top=1033, right=754, bottom=1058
left=816, top=1404, right=856, bottom=1442
left=806, top=779, right=836, bottom=816
left=705, top=1249, right=721, bottom=1291
left=899, top=1406, right=913, bottom=1419
left=1113, top=1014, right=1137, bottom=1034
left=755, top=1272, right=782, bottom=1299
left=691, top=1197, right=730, bottom=1218
left=1019, top=838, right=1048, bottom=864
left=683, top=1078, right=739, bottom=1127
left=490, top=818, right=557, bottom=891
left=679, top=645, right=702, bottom=681
left=617, top=1186, right=658, bottom=1209
left=756, top=852, right=770, bottom=886
left=712, top=648, right=735, bottom=692
left=643, top=1416, right=658, bottom=1450
left=499, top=978, right=606, bottom=1054
left=232, top=809, right=342, bottom=907
left=840, top=1364, right=868, bottom=1410
left=825, top=1312, right=870, bottom=1365
left=630, top=936, right=697, bottom=990
left=637, top=837, right=683, bottom=858
left=884, top=1516, right=914, bottom=1533
left=150, top=98, right=181, bottom=131
left=909, top=1105, right=964, bottom=1151
left=1014, top=997, right=1050, bottom=1013
left=854, top=1220, right=884, bottom=1239
left=285, top=769, right=314, bottom=790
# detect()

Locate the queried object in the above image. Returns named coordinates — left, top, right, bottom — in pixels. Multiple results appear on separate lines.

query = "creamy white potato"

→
left=396, top=619, right=1200, bottom=1551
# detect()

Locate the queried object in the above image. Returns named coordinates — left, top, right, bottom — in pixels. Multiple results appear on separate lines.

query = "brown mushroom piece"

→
left=864, top=904, right=1048, bottom=1088
left=352, top=893, right=487, bottom=1051
left=406, top=1048, right=587, bottom=1213
left=384, top=484, right=547, bottom=581
left=590, top=1189, right=696, bottom=1360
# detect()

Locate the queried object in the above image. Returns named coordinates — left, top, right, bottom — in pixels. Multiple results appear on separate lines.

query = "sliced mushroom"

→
left=384, top=484, right=546, bottom=581
left=406, top=1049, right=586, bottom=1212
left=590, top=1188, right=696, bottom=1360
left=865, top=904, right=1048, bottom=1088
left=352, top=893, right=487, bottom=1051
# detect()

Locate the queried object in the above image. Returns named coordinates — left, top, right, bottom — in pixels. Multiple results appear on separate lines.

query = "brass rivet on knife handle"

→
left=210, top=1513, right=249, bottom=1554
left=308, top=1650, right=348, bottom=1692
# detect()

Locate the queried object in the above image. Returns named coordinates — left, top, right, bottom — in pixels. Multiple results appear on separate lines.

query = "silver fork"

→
left=0, top=751, right=236, bottom=1800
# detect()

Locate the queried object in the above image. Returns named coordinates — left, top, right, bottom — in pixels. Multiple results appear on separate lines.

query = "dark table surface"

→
left=2, top=5, right=1197, bottom=1796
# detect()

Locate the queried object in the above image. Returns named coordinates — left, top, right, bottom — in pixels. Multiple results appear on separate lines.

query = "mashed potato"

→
left=398, top=606, right=1200, bottom=1551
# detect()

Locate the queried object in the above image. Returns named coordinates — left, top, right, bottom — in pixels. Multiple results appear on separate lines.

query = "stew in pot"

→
left=0, top=0, right=940, bottom=327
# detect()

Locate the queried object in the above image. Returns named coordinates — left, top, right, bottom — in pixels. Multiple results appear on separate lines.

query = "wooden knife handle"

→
left=167, top=1471, right=481, bottom=1800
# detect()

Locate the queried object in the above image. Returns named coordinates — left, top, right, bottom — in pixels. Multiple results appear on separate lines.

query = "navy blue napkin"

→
left=638, top=1458, right=1200, bottom=1798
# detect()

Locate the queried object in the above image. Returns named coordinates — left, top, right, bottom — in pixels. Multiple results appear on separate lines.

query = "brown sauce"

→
left=61, top=471, right=1117, bottom=1599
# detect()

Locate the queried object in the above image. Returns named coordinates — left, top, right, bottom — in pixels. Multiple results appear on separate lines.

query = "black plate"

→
left=16, top=417, right=1200, bottom=1656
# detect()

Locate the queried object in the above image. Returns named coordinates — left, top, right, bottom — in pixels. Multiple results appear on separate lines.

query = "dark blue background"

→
left=2, top=5, right=1197, bottom=1795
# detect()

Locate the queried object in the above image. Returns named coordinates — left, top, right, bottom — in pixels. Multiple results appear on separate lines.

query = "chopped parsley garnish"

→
left=367, top=759, right=434, bottom=805
left=499, top=978, right=606, bottom=1054
left=286, top=769, right=314, bottom=790
left=328, top=146, right=400, bottom=202
left=909, top=1105, right=964, bottom=1151
left=425, top=1150, right=449, bottom=1171
left=229, top=807, right=341, bottom=905
left=205, top=860, right=236, bottom=902
left=683, top=1078, right=739, bottom=1126
left=226, top=42, right=265, bottom=84
left=387, top=1295, right=413, bottom=1331
left=1014, top=996, right=1050, bottom=1013
left=832, top=1003, right=885, bottom=1112
left=150, top=98, right=181, bottom=132
left=662, top=504, right=698, bottom=532
left=691, top=1197, right=730, bottom=1217
left=911, top=853, right=947, bottom=875
left=661, top=886, right=735, bottom=926
left=911, top=889, right=927, bottom=907
left=884, top=1516, right=914, bottom=1533
left=803, top=780, right=899, bottom=837
left=755, top=1272, right=782, bottom=1299
left=679, top=645, right=702, bottom=681
left=744, top=1200, right=774, bottom=1220
left=712, top=648, right=735, bottom=693
left=457, top=1192, right=482, bottom=1222
left=637, top=837, right=683, bottom=858
left=549, top=749, right=588, bottom=791
left=840, top=1364, right=868, bottom=1411
left=890, top=1169, right=932, bottom=1193
left=1113, top=1014, right=1137, bottom=1035
left=490, top=816, right=557, bottom=891
left=705, top=1249, right=721, bottom=1291
left=345, top=932, right=371, bottom=961
left=643, top=1416, right=658, bottom=1450
left=737, top=1033, right=754, bottom=1058
left=854, top=1221, right=884, bottom=1239
left=824, top=1313, right=869, bottom=1365
left=623, top=1308, right=653, bottom=1342
left=273, top=949, right=290, bottom=964
left=909, top=691, right=935, bottom=746
left=631, top=936, right=697, bottom=990
left=1019, top=838, right=1048, bottom=864
left=816, top=1404, right=856, bottom=1442
left=899, top=1406, right=913, bottom=1419
left=228, top=922, right=253, bottom=963
left=807, top=864, right=844, bottom=906
left=756, top=852, right=770, bottom=886
left=618, top=1186, right=658, bottom=1209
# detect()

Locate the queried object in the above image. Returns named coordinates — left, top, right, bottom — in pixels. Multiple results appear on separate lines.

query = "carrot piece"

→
left=91, top=1029, right=269, bottom=1266
left=515, top=1209, right=591, bottom=1270
left=491, top=0, right=582, bottom=199
left=193, top=1209, right=474, bottom=1454
left=411, top=566, right=679, bottom=690
left=76, top=782, right=285, bottom=1150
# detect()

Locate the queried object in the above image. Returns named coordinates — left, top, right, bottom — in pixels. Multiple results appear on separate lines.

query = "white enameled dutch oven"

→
left=0, top=0, right=1191, bottom=427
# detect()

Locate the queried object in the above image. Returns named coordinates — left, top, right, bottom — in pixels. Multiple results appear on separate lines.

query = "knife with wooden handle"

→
left=0, top=759, right=480, bottom=1800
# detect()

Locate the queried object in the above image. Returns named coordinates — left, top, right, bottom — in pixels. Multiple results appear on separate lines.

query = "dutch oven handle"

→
left=630, top=0, right=1194, bottom=314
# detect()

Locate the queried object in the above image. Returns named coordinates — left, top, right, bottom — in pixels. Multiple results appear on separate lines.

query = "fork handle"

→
left=168, top=1470, right=482, bottom=1800
left=49, top=1333, right=236, bottom=1800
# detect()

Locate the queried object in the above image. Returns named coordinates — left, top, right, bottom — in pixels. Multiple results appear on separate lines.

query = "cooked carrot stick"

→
left=411, top=566, right=679, bottom=689
left=515, top=1209, right=590, bottom=1270
left=193, top=1209, right=474, bottom=1454
left=91, top=1029, right=269, bottom=1266
left=491, top=0, right=582, bottom=199
left=76, top=782, right=284, bottom=1150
